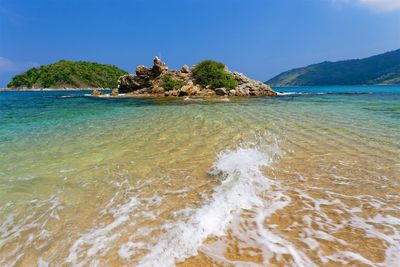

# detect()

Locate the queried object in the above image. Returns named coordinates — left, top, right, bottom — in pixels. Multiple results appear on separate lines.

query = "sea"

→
left=0, top=85, right=399, bottom=266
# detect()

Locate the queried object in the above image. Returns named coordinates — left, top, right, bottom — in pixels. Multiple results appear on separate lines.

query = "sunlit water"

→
left=0, top=86, right=399, bottom=266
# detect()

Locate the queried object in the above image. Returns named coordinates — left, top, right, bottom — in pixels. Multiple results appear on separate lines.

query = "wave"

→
left=44, top=94, right=83, bottom=99
left=277, top=91, right=376, bottom=96
left=276, top=92, right=323, bottom=96
left=137, top=147, right=276, bottom=266
left=60, top=95, right=78, bottom=98
left=134, top=137, right=319, bottom=267
left=277, top=92, right=318, bottom=96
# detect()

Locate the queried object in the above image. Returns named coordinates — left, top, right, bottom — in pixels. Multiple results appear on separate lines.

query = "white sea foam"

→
left=60, top=95, right=77, bottom=98
left=37, top=257, right=49, bottom=267
left=277, top=92, right=327, bottom=96
left=127, top=136, right=318, bottom=267
left=0, top=196, right=63, bottom=266
left=8, top=175, right=36, bottom=181
left=285, top=188, right=400, bottom=267
left=135, top=147, right=275, bottom=266
left=277, top=92, right=301, bottom=95
left=66, top=196, right=140, bottom=265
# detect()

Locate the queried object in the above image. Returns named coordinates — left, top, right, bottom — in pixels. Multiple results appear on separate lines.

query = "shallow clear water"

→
left=0, top=86, right=399, bottom=266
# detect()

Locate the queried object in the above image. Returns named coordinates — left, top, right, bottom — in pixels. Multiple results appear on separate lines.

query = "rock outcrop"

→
left=181, top=65, right=190, bottom=73
left=91, top=88, right=104, bottom=96
left=116, top=57, right=276, bottom=97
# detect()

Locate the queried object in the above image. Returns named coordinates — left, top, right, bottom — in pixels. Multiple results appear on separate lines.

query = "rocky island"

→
left=100, top=57, right=276, bottom=97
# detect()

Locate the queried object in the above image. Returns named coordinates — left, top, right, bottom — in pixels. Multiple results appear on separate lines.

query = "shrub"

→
left=192, top=60, right=238, bottom=89
left=161, top=75, right=184, bottom=91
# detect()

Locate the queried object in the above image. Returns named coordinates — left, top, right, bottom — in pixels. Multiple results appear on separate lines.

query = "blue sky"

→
left=0, top=0, right=399, bottom=87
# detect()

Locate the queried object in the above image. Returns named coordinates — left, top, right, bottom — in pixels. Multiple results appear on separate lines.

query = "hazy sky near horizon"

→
left=0, top=0, right=399, bottom=87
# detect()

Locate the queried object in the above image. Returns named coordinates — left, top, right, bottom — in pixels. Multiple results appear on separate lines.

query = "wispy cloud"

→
left=0, top=57, right=39, bottom=72
left=333, top=0, right=400, bottom=12
left=359, top=0, right=400, bottom=11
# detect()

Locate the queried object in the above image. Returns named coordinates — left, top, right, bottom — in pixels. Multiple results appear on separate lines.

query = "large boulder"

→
left=236, top=86, right=249, bottom=96
left=215, top=88, right=227, bottom=96
left=152, top=56, right=168, bottom=76
left=136, top=65, right=152, bottom=78
left=118, top=74, right=141, bottom=93
left=119, top=60, right=168, bottom=93
left=179, top=81, right=199, bottom=96
left=181, top=65, right=190, bottom=73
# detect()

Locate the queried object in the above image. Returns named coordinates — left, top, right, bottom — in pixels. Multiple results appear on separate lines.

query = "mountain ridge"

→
left=267, top=49, right=400, bottom=86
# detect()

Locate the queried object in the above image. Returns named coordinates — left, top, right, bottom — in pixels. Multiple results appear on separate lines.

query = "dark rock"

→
left=152, top=56, right=168, bottom=77
left=136, top=65, right=152, bottom=77
left=215, top=88, right=227, bottom=96
left=118, top=74, right=141, bottom=93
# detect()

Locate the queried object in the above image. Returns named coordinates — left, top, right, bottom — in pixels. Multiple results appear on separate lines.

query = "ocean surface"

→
left=0, top=86, right=399, bottom=266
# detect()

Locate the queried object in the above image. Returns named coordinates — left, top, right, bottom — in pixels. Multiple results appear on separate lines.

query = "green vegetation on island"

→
left=192, top=60, right=238, bottom=89
left=267, top=49, right=400, bottom=86
left=161, top=74, right=185, bottom=91
left=7, top=60, right=128, bottom=89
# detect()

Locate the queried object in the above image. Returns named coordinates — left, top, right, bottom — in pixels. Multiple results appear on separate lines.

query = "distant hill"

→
left=7, top=60, right=128, bottom=89
left=267, top=49, right=400, bottom=86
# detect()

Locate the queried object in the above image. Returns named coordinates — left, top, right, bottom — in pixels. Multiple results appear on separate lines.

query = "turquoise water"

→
left=278, top=84, right=400, bottom=94
left=0, top=86, right=399, bottom=266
